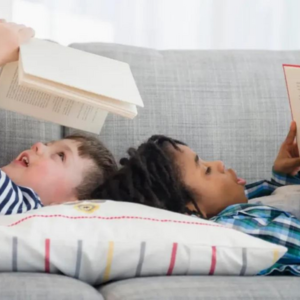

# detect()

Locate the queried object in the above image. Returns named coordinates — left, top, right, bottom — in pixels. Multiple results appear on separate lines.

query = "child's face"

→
left=1, top=139, right=94, bottom=205
left=170, top=144, right=248, bottom=218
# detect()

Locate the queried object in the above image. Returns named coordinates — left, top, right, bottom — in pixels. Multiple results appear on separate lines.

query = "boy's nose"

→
left=31, top=142, right=46, bottom=155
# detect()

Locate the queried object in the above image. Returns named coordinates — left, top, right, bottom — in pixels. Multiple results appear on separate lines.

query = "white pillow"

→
left=0, top=200, right=286, bottom=285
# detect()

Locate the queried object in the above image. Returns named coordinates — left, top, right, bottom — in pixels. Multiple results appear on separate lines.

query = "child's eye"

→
left=58, top=152, right=65, bottom=161
left=205, top=167, right=211, bottom=175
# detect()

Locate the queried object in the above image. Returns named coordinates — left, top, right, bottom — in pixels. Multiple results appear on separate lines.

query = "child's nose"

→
left=31, top=142, right=46, bottom=155
left=204, top=160, right=225, bottom=173
left=216, top=161, right=225, bottom=172
left=209, top=160, right=224, bottom=173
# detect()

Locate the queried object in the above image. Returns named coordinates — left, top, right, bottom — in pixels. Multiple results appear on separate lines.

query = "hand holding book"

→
left=273, top=121, right=300, bottom=176
left=0, top=20, right=35, bottom=66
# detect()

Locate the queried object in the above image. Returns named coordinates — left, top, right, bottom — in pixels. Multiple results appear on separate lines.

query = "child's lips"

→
left=228, top=169, right=246, bottom=185
left=13, top=159, right=27, bottom=167
left=14, top=152, right=30, bottom=167
left=237, top=177, right=247, bottom=185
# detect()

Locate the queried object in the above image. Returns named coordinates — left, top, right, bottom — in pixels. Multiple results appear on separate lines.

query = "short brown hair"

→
left=65, top=133, right=117, bottom=199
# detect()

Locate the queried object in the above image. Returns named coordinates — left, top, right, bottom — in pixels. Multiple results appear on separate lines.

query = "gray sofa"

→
left=0, top=43, right=300, bottom=299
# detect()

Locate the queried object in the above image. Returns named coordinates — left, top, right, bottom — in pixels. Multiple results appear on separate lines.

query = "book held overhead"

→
left=0, top=39, right=144, bottom=133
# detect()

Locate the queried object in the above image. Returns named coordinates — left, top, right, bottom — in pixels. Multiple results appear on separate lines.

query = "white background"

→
left=0, top=0, right=300, bottom=50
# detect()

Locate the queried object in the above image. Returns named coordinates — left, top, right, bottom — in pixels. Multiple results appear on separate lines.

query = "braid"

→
left=92, top=135, right=203, bottom=216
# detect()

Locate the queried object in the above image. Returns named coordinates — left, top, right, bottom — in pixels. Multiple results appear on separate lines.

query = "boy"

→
left=1, top=134, right=117, bottom=215
left=0, top=21, right=117, bottom=214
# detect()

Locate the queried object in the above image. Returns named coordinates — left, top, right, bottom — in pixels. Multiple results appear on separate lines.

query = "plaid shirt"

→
left=210, top=170, right=300, bottom=276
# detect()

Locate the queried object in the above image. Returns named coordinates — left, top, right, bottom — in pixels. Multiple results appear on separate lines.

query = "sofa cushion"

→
left=99, top=276, right=300, bottom=300
left=69, top=43, right=300, bottom=183
left=0, top=273, right=103, bottom=300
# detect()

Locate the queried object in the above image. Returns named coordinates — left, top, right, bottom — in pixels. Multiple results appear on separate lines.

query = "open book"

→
left=0, top=39, right=143, bottom=134
left=283, top=64, right=300, bottom=150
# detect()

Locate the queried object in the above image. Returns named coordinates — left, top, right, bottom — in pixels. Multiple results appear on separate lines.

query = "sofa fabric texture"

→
left=99, top=276, right=300, bottom=300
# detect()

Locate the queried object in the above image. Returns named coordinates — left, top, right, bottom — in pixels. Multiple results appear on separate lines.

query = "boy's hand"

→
left=273, top=121, right=300, bottom=176
left=0, top=20, right=35, bottom=66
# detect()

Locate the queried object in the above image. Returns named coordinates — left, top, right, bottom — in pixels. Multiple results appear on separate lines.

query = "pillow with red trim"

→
left=0, top=200, right=286, bottom=285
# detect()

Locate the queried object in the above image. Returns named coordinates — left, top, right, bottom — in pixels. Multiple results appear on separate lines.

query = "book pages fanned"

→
left=19, top=39, right=143, bottom=118
left=283, top=64, right=300, bottom=150
left=0, top=62, right=108, bottom=134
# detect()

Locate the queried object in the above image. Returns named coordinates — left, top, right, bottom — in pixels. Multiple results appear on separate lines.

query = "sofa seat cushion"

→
left=99, top=275, right=300, bottom=300
left=0, top=273, right=103, bottom=300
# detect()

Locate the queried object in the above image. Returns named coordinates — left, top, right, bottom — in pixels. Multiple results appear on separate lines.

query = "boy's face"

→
left=1, top=139, right=94, bottom=206
left=170, top=144, right=248, bottom=218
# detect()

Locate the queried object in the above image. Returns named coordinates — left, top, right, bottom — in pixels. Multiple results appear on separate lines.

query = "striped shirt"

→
left=210, top=169, right=300, bottom=276
left=0, top=169, right=43, bottom=215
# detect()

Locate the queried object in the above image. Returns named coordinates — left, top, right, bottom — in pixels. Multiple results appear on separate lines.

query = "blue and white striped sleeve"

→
left=271, top=168, right=300, bottom=186
left=0, top=170, right=43, bottom=215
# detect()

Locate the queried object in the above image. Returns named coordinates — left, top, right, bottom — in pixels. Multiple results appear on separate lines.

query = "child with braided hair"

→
left=93, top=136, right=201, bottom=215
left=92, top=121, right=300, bottom=276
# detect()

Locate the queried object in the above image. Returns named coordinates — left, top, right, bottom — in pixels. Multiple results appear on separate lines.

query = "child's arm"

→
left=0, top=20, right=35, bottom=67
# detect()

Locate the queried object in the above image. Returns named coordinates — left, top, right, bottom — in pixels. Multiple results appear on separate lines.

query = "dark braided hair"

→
left=91, top=135, right=203, bottom=217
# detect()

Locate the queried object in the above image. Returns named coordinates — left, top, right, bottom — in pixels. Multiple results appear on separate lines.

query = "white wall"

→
left=0, top=0, right=299, bottom=50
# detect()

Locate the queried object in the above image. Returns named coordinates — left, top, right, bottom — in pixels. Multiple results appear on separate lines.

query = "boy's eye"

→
left=205, top=167, right=211, bottom=175
left=58, top=152, right=65, bottom=161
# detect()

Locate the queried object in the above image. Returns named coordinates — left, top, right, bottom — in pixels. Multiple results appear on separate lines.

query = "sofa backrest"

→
left=1, top=44, right=299, bottom=183
left=68, top=43, right=300, bottom=182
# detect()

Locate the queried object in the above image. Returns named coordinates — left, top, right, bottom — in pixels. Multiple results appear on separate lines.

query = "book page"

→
left=283, top=65, right=300, bottom=150
left=20, top=71, right=137, bottom=119
left=0, top=62, right=107, bottom=134
left=20, top=39, right=144, bottom=109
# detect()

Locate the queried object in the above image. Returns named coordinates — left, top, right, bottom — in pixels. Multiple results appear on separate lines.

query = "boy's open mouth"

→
left=15, top=153, right=30, bottom=167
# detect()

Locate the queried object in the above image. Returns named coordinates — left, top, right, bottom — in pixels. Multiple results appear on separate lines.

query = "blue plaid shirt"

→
left=210, top=170, right=300, bottom=276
